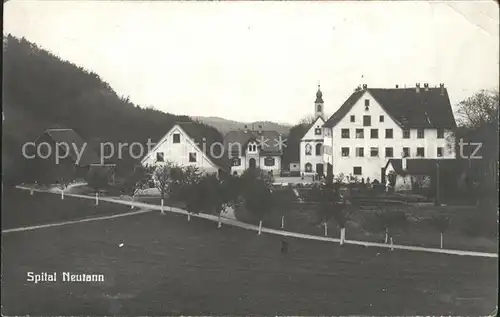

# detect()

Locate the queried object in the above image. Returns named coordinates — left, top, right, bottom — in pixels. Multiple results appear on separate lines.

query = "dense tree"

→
left=240, top=169, right=275, bottom=235
left=455, top=90, right=499, bottom=210
left=282, top=122, right=309, bottom=167
left=86, top=168, right=109, bottom=205
left=373, top=210, right=408, bottom=247
left=121, top=165, right=150, bottom=208
left=2, top=35, right=225, bottom=183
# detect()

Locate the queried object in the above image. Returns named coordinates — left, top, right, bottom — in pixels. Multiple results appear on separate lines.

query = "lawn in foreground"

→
left=2, top=211, right=497, bottom=316
left=1, top=187, right=131, bottom=230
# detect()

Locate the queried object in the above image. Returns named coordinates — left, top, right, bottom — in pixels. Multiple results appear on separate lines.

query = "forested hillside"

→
left=2, top=35, right=224, bottom=182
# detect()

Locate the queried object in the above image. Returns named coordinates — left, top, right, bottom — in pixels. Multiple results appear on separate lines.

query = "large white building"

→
left=299, top=85, right=326, bottom=176
left=322, top=83, right=457, bottom=182
left=141, top=122, right=226, bottom=175
left=225, top=126, right=283, bottom=176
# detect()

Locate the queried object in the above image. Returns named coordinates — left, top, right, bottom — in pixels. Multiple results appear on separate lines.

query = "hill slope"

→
left=193, top=116, right=291, bottom=135
left=2, top=35, right=225, bottom=182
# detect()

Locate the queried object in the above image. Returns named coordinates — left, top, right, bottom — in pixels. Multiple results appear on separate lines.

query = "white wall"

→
left=259, top=155, right=281, bottom=175
left=326, top=90, right=456, bottom=182
left=289, top=162, right=300, bottom=172
left=142, top=125, right=219, bottom=175
left=230, top=154, right=281, bottom=176
left=300, top=117, right=325, bottom=175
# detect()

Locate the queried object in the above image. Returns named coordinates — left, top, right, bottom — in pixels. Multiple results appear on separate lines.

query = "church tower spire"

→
left=314, top=84, right=324, bottom=119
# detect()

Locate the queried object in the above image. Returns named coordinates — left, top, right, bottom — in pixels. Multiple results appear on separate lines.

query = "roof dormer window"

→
left=247, top=142, right=258, bottom=153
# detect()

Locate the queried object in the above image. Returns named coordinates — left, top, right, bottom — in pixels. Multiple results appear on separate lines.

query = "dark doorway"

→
left=249, top=158, right=256, bottom=169
left=316, top=163, right=324, bottom=177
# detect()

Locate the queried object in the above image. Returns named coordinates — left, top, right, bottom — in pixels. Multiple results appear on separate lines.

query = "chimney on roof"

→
left=258, top=124, right=262, bottom=134
left=395, top=84, right=399, bottom=88
left=416, top=83, right=420, bottom=93
left=244, top=125, right=248, bottom=133
left=424, top=83, right=429, bottom=91
left=440, top=83, right=445, bottom=95
left=362, top=84, right=367, bottom=90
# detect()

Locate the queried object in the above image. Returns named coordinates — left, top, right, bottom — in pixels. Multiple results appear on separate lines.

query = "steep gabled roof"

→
left=224, top=130, right=283, bottom=156
left=324, top=87, right=457, bottom=129
left=43, top=129, right=101, bottom=166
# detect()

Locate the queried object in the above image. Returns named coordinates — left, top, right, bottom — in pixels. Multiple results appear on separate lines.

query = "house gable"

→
left=141, top=124, right=221, bottom=172
left=332, top=90, right=401, bottom=130
left=300, top=116, right=325, bottom=141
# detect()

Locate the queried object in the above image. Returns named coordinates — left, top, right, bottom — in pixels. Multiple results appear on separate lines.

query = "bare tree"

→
left=298, top=115, right=316, bottom=125
left=456, top=89, right=499, bottom=128
left=152, top=162, right=176, bottom=214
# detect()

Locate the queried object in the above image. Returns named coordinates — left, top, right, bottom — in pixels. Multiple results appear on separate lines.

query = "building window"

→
left=385, top=129, right=393, bottom=139
left=437, top=147, right=443, bottom=157
left=355, top=129, right=364, bottom=139
left=350, top=115, right=355, bottom=122
left=353, top=166, right=362, bottom=175
left=248, top=142, right=257, bottom=153
left=437, top=128, right=444, bottom=139
left=315, top=143, right=322, bottom=156
left=189, top=152, right=197, bottom=162
left=370, top=129, right=378, bottom=139
left=364, top=99, right=370, bottom=108
left=363, top=115, right=371, bottom=126
left=314, top=128, right=322, bottom=135
left=417, top=129, right=425, bottom=139
left=305, top=143, right=312, bottom=155
left=417, top=147, right=425, bottom=157
left=356, top=147, right=364, bottom=157
left=341, top=129, right=350, bottom=139
left=317, top=104, right=322, bottom=112
left=305, top=163, right=312, bottom=172
left=173, top=133, right=181, bottom=143
left=379, top=115, right=384, bottom=122
left=156, top=152, right=165, bottom=162
left=231, top=157, right=241, bottom=166
left=403, top=147, right=410, bottom=157
left=264, top=157, right=275, bottom=166
left=403, top=129, right=410, bottom=139
left=385, top=147, right=394, bottom=157
left=370, top=147, right=379, bottom=157
left=341, top=147, right=350, bottom=157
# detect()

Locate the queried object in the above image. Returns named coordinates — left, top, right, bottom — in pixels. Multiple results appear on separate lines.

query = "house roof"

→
left=43, top=129, right=101, bottom=166
left=224, top=129, right=283, bottom=156
left=176, top=122, right=229, bottom=171
left=385, top=158, right=460, bottom=176
left=324, top=87, right=457, bottom=129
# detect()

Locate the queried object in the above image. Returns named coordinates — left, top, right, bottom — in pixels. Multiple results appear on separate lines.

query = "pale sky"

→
left=4, top=1, right=499, bottom=125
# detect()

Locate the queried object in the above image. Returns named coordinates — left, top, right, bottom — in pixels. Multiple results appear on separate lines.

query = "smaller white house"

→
left=224, top=126, right=283, bottom=176
left=299, top=85, right=326, bottom=176
left=141, top=122, right=226, bottom=175
left=384, top=158, right=446, bottom=192
left=300, top=116, right=326, bottom=176
left=289, top=162, right=300, bottom=173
